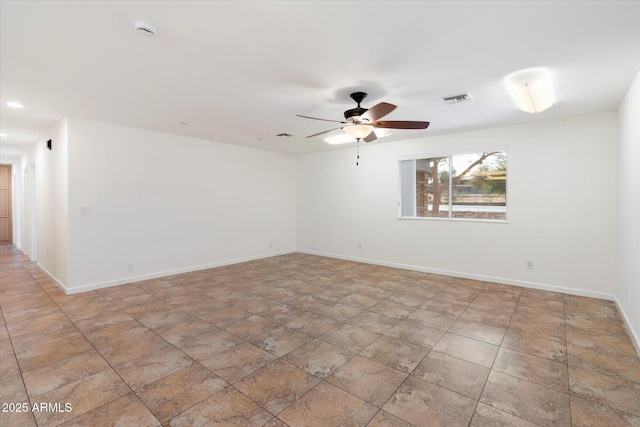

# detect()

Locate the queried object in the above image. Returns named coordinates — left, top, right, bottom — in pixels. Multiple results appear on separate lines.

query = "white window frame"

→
left=398, top=146, right=508, bottom=223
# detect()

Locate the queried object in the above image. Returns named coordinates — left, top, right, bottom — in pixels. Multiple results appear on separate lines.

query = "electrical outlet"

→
left=79, top=205, right=88, bottom=215
left=269, top=242, right=272, bottom=248
left=127, top=263, right=133, bottom=272
left=526, top=260, right=534, bottom=269
left=358, top=243, right=362, bottom=250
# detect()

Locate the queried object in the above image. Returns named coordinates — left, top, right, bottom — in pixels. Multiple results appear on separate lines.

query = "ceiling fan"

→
left=297, top=91, right=430, bottom=143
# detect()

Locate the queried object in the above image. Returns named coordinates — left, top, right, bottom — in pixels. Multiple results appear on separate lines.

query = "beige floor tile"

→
left=508, top=316, right=566, bottom=342
left=175, top=328, right=238, bottom=361
left=196, top=305, right=250, bottom=326
left=448, top=318, right=506, bottom=346
left=346, top=311, right=400, bottom=334
left=15, top=333, right=94, bottom=372
left=278, top=382, right=378, bottom=427
left=284, top=338, right=354, bottom=378
left=421, top=298, right=468, bottom=317
left=59, top=392, right=160, bottom=427
left=114, top=344, right=193, bottom=390
left=98, top=329, right=168, bottom=366
left=319, top=323, right=381, bottom=352
left=480, top=370, right=571, bottom=426
left=383, top=375, right=477, bottom=427
left=136, top=364, right=227, bottom=422
left=311, top=301, right=362, bottom=321
left=369, top=300, right=415, bottom=319
left=234, top=359, right=321, bottom=415
left=407, top=308, right=457, bottom=331
left=169, top=386, right=272, bottom=427
left=222, top=314, right=279, bottom=341
left=384, top=318, right=445, bottom=349
left=413, top=351, right=490, bottom=399
left=570, top=395, right=640, bottom=427
left=200, top=341, right=276, bottom=383
left=366, top=410, right=414, bottom=427
left=360, top=335, right=428, bottom=373
left=32, top=369, right=130, bottom=426
left=470, top=403, right=539, bottom=427
left=432, top=333, right=499, bottom=368
left=22, top=350, right=110, bottom=397
left=569, top=365, right=640, bottom=416
left=493, top=347, right=569, bottom=392
left=153, top=316, right=215, bottom=346
left=325, top=355, right=408, bottom=406
left=459, top=306, right=512, bottom=327
left=250, top=325, right=313, bottom=357
left=501, top=329, right=567, bottom=363
left=283, top=311, right=339, bottom=337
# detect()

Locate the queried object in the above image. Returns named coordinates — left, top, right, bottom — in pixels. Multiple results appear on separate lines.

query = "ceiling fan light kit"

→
left=343, top=124, right=374, bottom=140
left=506, top=68, right=553, bottom=114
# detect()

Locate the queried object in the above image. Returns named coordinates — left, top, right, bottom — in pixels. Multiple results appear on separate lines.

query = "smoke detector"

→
left=134, top=21, right=157, bottom=37
left=442, top=93, right=473, bottom=104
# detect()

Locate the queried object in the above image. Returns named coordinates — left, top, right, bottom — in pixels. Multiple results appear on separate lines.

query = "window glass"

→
left=399, top=150, right=507, bottom=221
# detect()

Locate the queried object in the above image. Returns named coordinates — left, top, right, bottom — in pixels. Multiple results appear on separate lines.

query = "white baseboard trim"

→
left=62, top=249, right=296, bottom=295
left=613, top=297, right=640, bottom=357
left=36, top=263, right=71, bottom=294
left=296, top=249, right=616, bottom=301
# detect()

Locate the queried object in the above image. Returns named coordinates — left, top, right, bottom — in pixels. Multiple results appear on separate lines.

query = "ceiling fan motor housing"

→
left=344, top=107, right=368, bottom=121
left=344, top=91, right=369, bottom=121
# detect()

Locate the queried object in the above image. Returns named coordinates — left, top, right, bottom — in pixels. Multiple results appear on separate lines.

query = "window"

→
left=399, top=150, right=507, bottom=221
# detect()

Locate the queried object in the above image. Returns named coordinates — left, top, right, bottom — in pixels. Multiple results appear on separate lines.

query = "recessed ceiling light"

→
left=6, top=101, right=24, bottom=109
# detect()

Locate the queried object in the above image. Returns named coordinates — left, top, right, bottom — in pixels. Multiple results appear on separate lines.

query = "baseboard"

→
left=613, top=297, right=640, bottom=357
left=296, top=249, right=616, bottom=301
left=63, top=249, right=296, bottom=295
left=36, top=263, right=71, bottom=294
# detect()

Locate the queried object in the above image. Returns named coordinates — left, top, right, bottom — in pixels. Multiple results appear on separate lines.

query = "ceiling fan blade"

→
left=306, top=127, right=343, bottom=138
left=361, top=102, right=396, bottom=122
left=373, top=121, right=430, bottom=129
left=297, top=114, right=347, bottom=124
left=363, top=131, right=377, bottom=143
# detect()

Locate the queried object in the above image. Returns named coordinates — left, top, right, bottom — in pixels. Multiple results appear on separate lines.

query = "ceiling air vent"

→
left=442, top=93, right=473, bottom=104
left=276, top=132, right=295, bottom=137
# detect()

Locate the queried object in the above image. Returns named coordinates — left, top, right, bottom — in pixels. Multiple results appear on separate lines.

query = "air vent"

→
left=442, top=93, right=473, bottom=104
left=276, top=132, right=295, bottom=137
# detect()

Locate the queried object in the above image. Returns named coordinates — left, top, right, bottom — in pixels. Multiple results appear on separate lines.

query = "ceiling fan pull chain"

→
left=356, top=139, right=360, bottom=166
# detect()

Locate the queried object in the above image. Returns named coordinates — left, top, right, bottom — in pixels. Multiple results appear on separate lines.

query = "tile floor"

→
left=1, top=243, right=639, bottom=427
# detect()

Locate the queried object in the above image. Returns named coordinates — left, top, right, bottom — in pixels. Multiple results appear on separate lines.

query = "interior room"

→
left=1, top=1, right=638, bottom=426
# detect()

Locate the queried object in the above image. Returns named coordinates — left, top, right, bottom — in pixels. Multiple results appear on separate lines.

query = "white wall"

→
left=297, top=112, right=618, bottom=298
left=20, top=119, right=69, bottom=284
left=65, top=118, right=296, bottom=292
left=616, top=70, right=640, bottom=349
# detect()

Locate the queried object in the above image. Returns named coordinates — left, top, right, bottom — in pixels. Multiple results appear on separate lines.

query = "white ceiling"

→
left=1, top=1, right=638, bottom=157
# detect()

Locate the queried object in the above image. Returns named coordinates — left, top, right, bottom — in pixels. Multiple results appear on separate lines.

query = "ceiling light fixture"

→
left=6, top=101, right=24, bottom=109
left=506, top=68, right=553, bottom=114
left=343, top=124, right=374, bottom=140
left=134, top=21, right=157, bottom=37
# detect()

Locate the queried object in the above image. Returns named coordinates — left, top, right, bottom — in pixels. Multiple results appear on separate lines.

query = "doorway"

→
left=0, top=164, right=12, bottom=243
